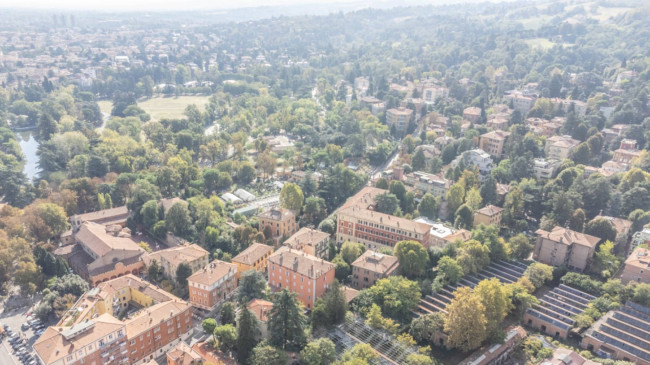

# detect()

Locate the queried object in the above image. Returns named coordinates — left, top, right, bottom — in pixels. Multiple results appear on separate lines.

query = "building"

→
left=167, top=342, right=204, bottom=365
left=630, top=228, right=650, bottom=255
left=267, top=246, right=335, bottom=309
left=422, top=85, right=449, bottom=104
left=404, top=171, right=450, bottom=199
left=413, top=217, right=470, bottom=248
left=473, top=205, right=504, bottom=228
left=61, top=222, right=145, bottom=286
left=386, top=107, right=413, bottom=135
left=479, top=130, right=510, bottom=158
left=505, top=93, right=536, bottom=114
left=620, top=248, right=650, bottom=284
left=33, top=275, right=193, bottom=365
left=258, top=208, right=298, bottom=243
left=70, top=206, right=129, bottom=231
left=533, top=227, right=600, bottom=272
left=350, top=251, right=399, bottom=290
left=451, top=149, right=495, bottom=179
left=595, top=215, right=632, bottom=247
left=246, top=299, right=273, bottom=340
left=533, top=158, right=561, bottom=181
left=231, top=243, right=274, bottom=279
left=284, top=228, right=331, bottom=259
left=463, top=107, right=482, bottom=123
left=612, top=139, right=642, bottom=165
left=524, top=284, right=594, bottom=340
left=581, top=301, right=650, bottom=365
left=550, top=98, right=588, bottom=118
left=486, top=116, right=509, bottom=131
left=187, top=260, right=238, bottom=311
left=233, top=188, right=255, bottom=202
left=460, top=326, right=526, bottom=365
left=545, top=135, right=580, bottom=161
left=540, top=347, right=602, bottom=365
left=142, top=244, right=209, bottom=282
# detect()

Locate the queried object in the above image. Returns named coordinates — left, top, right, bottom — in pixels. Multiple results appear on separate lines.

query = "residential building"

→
left=505, top=93, right=536, bottom=114
left=545, top=135, right=580, bottom=160
left=267, top=246, right=335, bottom=309
left=231, top=243, right=274, bottom=279
left=167, top=342, right=204, bottom=365
left=630, top=228, right=650, bottom=255
left=350, top=250, right=400, bottom=290
left=613, top=139, right=642, bottom=165
left=540, top=347, right=602, bottom=365
left=422, top=85, right=448, bottom=104
left=496, top=183, right=511, bottom=202
left=413, top=217, right=470, bottom=248
left=187, top=260, right=238, bottom=311
left=451, top=149, right=495, bottom=179
left=460, top=326, right=526, bottom=365
left=246, top=299, right=273, bottom=340
left=486, top=115, right=509, bottom=131
left=620, top=248, right=650, bottom=284
left=142, top=244, right=209, bottom=282
left=70, top=206, right=129, bottom=231
left=284, top=228, right=330, bottom=259
left=533, top=158, right=561, bottom=181
left=258, top=208, right=298, bottom=243
left=60, top=222, right=145, bottom=286
left=524, top=284, right=594, bottom=340
left=581, top=301, right=650, bottom=365
left=463, top=106, right=482, bottom=123
left=473, top=205, right=504, bottom=228
left=479, top=130, right=510, bottom=158
left=403, top=171, right=450, bottom=199
left=534, top=227, right=600, bottom=272
left=33, top=275, right=193, bottom=365
left=386, top=107, right=413, bottom=135
left=550, top=98, right=588, bottom=117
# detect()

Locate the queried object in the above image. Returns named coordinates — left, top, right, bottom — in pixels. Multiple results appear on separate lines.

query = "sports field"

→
left=98, top=96, right=210, bottom=121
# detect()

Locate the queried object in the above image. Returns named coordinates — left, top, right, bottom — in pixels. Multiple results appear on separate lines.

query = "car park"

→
left=21, top=323, right=30, bottom=331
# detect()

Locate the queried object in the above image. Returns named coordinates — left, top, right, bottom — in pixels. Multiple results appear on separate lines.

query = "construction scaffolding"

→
left=325, top=315, right=420, bottom=365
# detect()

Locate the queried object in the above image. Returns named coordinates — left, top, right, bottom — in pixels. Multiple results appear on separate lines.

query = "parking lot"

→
left=0, top=304, right=45, bottom=365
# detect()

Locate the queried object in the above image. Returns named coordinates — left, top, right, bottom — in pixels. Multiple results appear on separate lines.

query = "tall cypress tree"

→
left=236, top=305, right=259, bottom=362
left=268, top=289, right=307, bottom=350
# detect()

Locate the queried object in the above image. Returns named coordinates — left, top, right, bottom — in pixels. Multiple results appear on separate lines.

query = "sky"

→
left=0, top=0, right=408, bottom=11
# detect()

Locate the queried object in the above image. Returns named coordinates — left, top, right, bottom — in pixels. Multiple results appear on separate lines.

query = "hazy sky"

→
left=1, top=0, right=389, bottom=11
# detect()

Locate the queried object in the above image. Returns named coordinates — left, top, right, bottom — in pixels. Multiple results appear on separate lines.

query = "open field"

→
left=525, top=38, right=556, bottom=50
left=98, top=95, right=211, bottom=121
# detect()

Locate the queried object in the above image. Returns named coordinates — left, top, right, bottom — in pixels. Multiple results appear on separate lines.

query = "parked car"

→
left=21, top=323, right=30, bottom=331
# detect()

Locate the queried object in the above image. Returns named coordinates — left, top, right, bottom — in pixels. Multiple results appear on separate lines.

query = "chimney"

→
left=293, top=257, right=298, bottom=270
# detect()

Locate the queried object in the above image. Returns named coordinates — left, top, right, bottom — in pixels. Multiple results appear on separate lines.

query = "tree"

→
left=128, top=179, right=162, bottom=224
left=175, top=263, right=192, bottom=287
left=394, top=240, right=429, bottom=278
left=52, top=293, right=77, bottom=318
left=312, top=280, right=347, bottom=328
left=444, top=287, right=487, bottom=352
left=268, top=289, right=308, bottom=350
left=221, top=302, right=236, bottom=325
left=340, top=343, right=379, bottom=364
left=333, top=254, right=351, bottom=281
left=250, top=344, right=288, bottom=365
left=140, top=200, right=160, bottom=230
left=280, top=182, right=304, bottom=212
left=411, top=148, right=426, bottom=171
left=633, top=283, right=650, bottom=307
left=509, top=234, right=533, bottom=260
left=236, top=306, right=259, bottom=362
left=340, top=241, right=364, bottom=264
left=404, top=354, right=435, bottom=365
left=369, top=276, right=421, bottom=320
left=389, top=180, right=407, bottom=203
left=584, top=218, right=616, bottom=243
left=454, top=204, right=473, bottom=229
left=524, top=263, right=554, bottom=289
left=472, top=224, right=509, bottom=261
left=25, top=203, right=70, bottom=241
left=590, top=240, right=620, bottom=279
left=474, top=278, right=509, bottom=334
left=568, top=208, right=586, bottom=232
left=446, top=183, right=465, bottom=216
left=147, top=259, right=162, bottom=282
left=409, top=312, right=445, bottom=344
left=418, top=193, right=439, bottom=220
left=301, top=338, right=338, bottom=365
left=437, top=256, right=464, bottom=285
left=456, top=239, right=491, bottom=275
left=303, top=197, right=327, bottom=225
left=375, top=178, right=389, bottom=189
left=238, top=270, right=268, bottom=303
left=375, top=192, right=399, bottom=214
left=572, top=143, right=590, bottom=165
left=213, top=324, right=237, bottom=351
left=166, top=201, right=192, bottom=238
left=465, top=187, right=482, bottom=212
left=202, top=318, right=217, bottom=336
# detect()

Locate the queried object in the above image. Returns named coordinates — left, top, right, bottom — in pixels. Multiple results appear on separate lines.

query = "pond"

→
left=15, top=129, right=41, bottom=181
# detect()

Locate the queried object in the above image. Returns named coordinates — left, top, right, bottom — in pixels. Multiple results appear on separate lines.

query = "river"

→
left=15, top=129, right=41, bottom=181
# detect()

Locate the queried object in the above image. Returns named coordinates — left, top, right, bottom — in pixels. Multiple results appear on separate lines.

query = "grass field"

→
left=98, top=96, right=211, bottom=121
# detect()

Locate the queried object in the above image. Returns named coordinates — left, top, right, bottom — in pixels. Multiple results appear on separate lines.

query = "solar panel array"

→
left=524, top=284, right=592, bottom=335
left=416, top=260, right=530, bottom=315
left=588, top=302, right=650, bottom=362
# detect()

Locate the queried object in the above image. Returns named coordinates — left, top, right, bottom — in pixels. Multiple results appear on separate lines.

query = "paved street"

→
left=0, top=301, right=42, bottom=365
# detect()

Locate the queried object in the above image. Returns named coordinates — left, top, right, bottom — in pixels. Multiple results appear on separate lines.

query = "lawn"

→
left=97, top=96, right=211, bottom=122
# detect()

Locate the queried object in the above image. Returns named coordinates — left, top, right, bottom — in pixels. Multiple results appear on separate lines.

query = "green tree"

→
left=411, top=148, right=426, bottom=171
left=465, top=187, right=482, bottom=212
left=404, top=354, right=435, bottom=365
left=389, top=180, right=407, bottom=203
left=454, top=204, right=473, bottom=229
left=250, top=344, right=288, bottom=365
left=140, top=200, right=160, bottom=230
left=418, top=193, right=439, bottom=220
left=584, top=217, right=616, bottom=243
left=175, top=263, right=192, bottom=287
left=590, top=240, right=620, bottom=279
left=280, top=182, right=304, bottom=212
left=213, top=324, right=237, bottom=351
left=147, top=259, right=162, bottom=282
left=301, top=338, right=338, bottom=365
left=444, top=287, right=487, bottom=352
left=474, top=278, right=509, bottom=334
left=340, top=241, right=364, bottom=264
left=446, top=183, right=465, bottom=217
left=409, top=312, right=445, bottom=344
left=369, top=276, right=421, bottom=320
left=312, top=280, right=348, bottom=328
left=572, top=143, right=590, bottom=165
left=221, top=302, right=236, bottom=325
left=375, top=178, right=389, bottom=189
left=394, top=240, right=429, bottom=278
left=236, top=305, right=259, bottom=362
left=238, top=269, right=268, bottom=303
left=523, top=263, right=554, bottom=289
left=333, top=254, right=351, bottom=281
left=340, top=343, right=379, bottom=364
left=437, top=256, right=464, bottom=285
left=509, top=234, right=533, bottom=260
left=268, top=289, right=308, bottom=350
left=375, top=192, right=399, bottom=214
left=633, top=283, right=650, bottom=307
left=480, top=175, right=498, bottom=205
left=568, top=208, right=586, bottom=232
left=456, top=239, right=491, bottom=275
left=202, top=318, right=217, bottom=336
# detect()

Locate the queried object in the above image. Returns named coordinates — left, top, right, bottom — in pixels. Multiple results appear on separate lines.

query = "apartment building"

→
left=533, top=158, right=561, bottom=181
left=258, top=208, right=298, bottom=243
left=550, top=98, right=588, bottom=118
left=545, top=135, right=580, bottom=160
left=473, top=205, right=504, bottom=228
left=167, top=342, right=204, bottom=365
left=533, top=227, right=600, bottom=272
left=284, top=227, right=331, bottom=259
left=505, top=93, right=536, bottom=114
left=451, top=149, right=495, bottom=179
left=231, top=243, right=274, bottom=279
left=613, top=139, right=642, bottom=165
left=386, top=107, right=413, bottom=135
left=581, top=301, right=650, bottom=365
left=351, top=251, right=400, bottom=290
left=479, top=130, right=510, bottom=158
left=463, top=106, right=482, bottom=123
left=267, top=246, right=335, bottom=309
left=33, top=275, right=193, bottom=365
left=187, top=260, right=238, bottom=311
left=620, top=248, right=650, bottom=284
left=142, top=244, right=209, bottom=282
left=404, top=171, right=450, bottom=199
left=422, top=85, right=449, bottom=104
